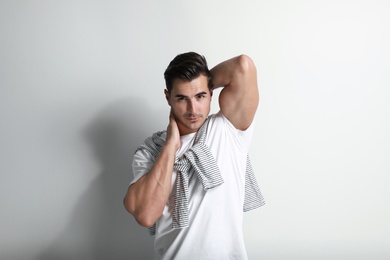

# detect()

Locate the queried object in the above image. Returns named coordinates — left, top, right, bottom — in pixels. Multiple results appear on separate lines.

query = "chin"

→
left=179, top=121, right=204, bottom=135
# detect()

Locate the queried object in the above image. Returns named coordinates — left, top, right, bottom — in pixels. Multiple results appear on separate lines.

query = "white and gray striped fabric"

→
left=134, top=117, right=265, bottom=236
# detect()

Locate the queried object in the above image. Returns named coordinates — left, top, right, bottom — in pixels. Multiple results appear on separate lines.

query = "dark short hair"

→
left=164, top=52, right=211, bottom=93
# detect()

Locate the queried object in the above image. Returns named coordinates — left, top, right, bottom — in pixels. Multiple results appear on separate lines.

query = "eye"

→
left=196, top=94, right=206, bottom=99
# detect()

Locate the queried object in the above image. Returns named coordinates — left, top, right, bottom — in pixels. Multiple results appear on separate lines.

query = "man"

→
left=124, top=52, right=265, bottom=259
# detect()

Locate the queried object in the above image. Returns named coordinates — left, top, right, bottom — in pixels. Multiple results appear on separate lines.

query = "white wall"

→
left=1, top=1, right=389, bottom=259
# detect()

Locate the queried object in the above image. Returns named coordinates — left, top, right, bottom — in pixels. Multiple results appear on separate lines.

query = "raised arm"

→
left=210, top=54, right=259, bottom=130
left=123, top=114, right=180, bottom=227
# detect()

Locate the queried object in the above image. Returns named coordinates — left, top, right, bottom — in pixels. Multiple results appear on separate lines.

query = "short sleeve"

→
left=217, top=111, right=255, bottom=152
left=237, top=120, right=255, bottom=152
left=130, top=148, right=155, bottom=185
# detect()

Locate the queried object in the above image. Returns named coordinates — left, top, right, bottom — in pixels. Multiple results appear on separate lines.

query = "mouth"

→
left=185, top=115, right=200, bottom=123
left=187, top=117, right=199, bottom=123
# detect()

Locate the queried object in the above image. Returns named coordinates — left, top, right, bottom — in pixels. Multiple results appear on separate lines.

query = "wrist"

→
left=164, top=138, right=180, bottom=152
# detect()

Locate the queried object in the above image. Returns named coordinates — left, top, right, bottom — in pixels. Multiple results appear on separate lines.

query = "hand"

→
left=166, top=111, right=180, bottom=151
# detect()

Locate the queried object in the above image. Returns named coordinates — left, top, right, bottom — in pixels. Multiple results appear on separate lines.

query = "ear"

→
left=164, top=89, right=171, bottom=106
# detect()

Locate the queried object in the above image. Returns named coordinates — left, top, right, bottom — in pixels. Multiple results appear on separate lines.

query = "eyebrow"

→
left=174, top=91, right=208, bottom=98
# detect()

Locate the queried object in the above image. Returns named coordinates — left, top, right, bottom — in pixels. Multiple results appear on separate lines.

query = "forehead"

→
left=170, top=75, right=209, bottom=95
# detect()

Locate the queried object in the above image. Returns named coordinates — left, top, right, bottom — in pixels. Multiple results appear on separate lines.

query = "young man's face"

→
left=165, top=75, right=212, bottom=135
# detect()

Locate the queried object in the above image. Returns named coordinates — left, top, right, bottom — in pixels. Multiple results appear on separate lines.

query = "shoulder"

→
left=207, top=111, right=255, bottom=151
left=135, top=130, right=167, bottom=159
left=131, top=130, right=167, bottom=184
left=208, top=111, right=254, bottom=133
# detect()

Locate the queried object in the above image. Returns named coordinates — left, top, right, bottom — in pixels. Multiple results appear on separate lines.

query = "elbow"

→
left=237, top=54, right=256, bottom=74
left=123, top=189, right=158, bottom=228
left=134, top=212, right=157, bottom=228
left=129, top=205, right=157, bottom=228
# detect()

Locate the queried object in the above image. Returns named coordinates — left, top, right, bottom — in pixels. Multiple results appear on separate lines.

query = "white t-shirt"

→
left=131, top=111, right=255, bottom=260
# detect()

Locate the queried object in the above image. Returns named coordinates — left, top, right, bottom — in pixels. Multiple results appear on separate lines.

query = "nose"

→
left=187, top=99, right=196, bottom=114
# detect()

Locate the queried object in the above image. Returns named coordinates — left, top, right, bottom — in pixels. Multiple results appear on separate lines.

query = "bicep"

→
left=219, top=55, right=259, bottom=130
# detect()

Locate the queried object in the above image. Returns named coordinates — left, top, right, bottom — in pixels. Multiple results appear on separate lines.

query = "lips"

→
left=187, top=117, right=198, bottom=122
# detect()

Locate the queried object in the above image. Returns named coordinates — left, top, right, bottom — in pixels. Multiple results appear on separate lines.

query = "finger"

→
left=169, top=110, right=177, bottom=122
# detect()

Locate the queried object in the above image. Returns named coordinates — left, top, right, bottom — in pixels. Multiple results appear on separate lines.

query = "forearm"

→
left=124, top=141, right=177, bottom=227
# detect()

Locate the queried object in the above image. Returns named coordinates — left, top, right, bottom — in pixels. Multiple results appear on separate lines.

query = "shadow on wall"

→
left=35, top=98, right=164, bottom=260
